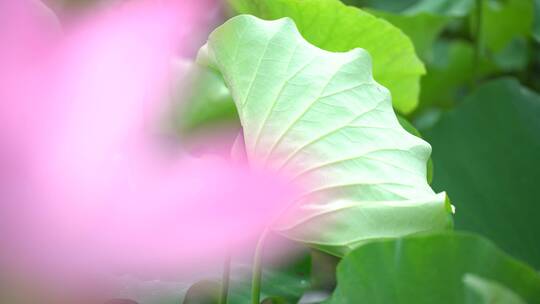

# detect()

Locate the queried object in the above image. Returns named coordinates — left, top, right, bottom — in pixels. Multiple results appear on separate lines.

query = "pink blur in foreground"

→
left=0, top=0, right=299, bottom=282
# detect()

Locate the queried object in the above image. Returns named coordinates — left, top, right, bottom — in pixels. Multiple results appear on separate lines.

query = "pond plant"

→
left=1, top=0, right=539, bottom=303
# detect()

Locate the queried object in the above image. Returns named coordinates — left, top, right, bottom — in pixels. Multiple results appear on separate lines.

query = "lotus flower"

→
left=0, top=0, right=298, bottom=289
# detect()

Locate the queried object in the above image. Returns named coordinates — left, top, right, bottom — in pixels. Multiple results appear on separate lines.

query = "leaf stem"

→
left=218, top=253, right=231, bottom=304
left=251, top=229, right=269, bottom=304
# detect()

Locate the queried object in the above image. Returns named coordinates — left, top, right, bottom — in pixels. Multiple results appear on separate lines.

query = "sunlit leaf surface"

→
left=197, top=15, right=451, bottom=257
left=228, top=0, right=425, bottom=114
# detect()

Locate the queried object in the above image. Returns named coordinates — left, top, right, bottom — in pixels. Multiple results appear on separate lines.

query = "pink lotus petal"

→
left=0, top=0, right=300, bottom=291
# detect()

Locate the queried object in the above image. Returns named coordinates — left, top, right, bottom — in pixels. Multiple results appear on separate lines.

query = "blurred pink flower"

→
left=0, top=0, right=298, bottom=285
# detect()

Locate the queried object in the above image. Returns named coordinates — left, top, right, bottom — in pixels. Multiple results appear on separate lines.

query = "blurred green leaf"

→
left=228, top=253, right=311, bottom=304
left=464, top=274, right=527, bottom=304
left=367, top=10, right=449, bottom=62
left=345, top=0, right=475, bottom=17
left=340, top=0, right=419, bottom=12
left=261, top=296, right=288, bottom=304
left=405, top=0, right=475, bottom=17
left=309, top=250, right=339, bottom=291
left=227, top=0, right=426, bottom=114
left=183, top=280, right=220, bottom=304
left=420, top=39, right=476, bottom=109
left=170, top=62, right=238, bottom=136
left=534, top=0, right=540, bottom=42
left=327, top=232, right=540, bottom=304
left=480, top=0, right=534, bottom=52
left=416, top=37, right=531, bottom=114
left=424, top=78, right=540, bottom=269
left=198, top=15, right=451, bottom=257
left=356, top=0, right=535, bottom=57
left=492, top=37, right=530, bottom=71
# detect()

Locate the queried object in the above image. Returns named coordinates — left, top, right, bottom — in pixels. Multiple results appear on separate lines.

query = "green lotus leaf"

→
left=405, top=0, right=534, bottom=52
left=227, top=0, right=425, bottom=114
left=327, top=232, right=540, bottom=304
left=404, top=0, right=474, bottom=17
left=419, top=39, right=476, bottom=109
left=355, top=0, right=534, bottom=56
left=464, top=274, right=527, bottom=304
left=424, top=78, right=540, bottom=269
left=343, top=0, right=474, bottom=17
left=197, top=15, right=452, bottom=256
left=480, top=0, right=534, bottom=52
left=396, top=115, right=433, bottom=184
left=367, top=10, right=449, bottom=62
left=169, top=62, right=238, bottom=136
left=341, top=0, right=419, bottom=13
